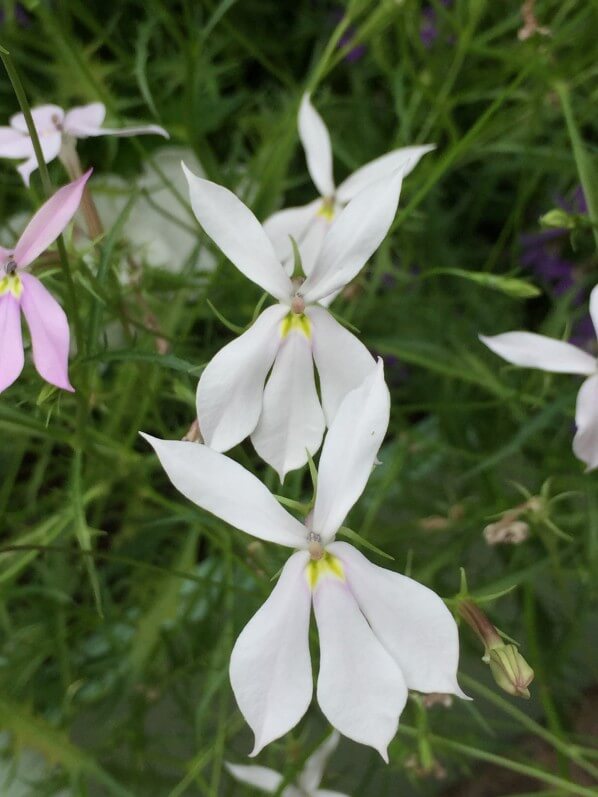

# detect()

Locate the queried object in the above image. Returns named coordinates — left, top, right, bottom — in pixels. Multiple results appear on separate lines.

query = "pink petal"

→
left=16, top=132, right=62, bottom=187
left=0, top=294, right=25, bottom=393
left=0, top=247, right=12, bottom=265
left=14, top=170, right=92, bottom=267
left=10, top=104, right=64, bottom=134
left=19, top=273, right=73, bottom=391
left=0, top=126, right=33, bottom=158
left=63, top=102, right=106, bottom=137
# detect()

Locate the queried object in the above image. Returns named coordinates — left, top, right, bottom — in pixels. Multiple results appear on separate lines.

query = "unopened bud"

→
left=539, top=208, right=575, bottom=229
left=459, top=600, right=534, bottom=699
left=486, top=644, right=534, bottom=699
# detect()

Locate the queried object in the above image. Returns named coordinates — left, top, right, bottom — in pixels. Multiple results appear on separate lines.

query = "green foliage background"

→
left=0, top=0, right=598, bottom=794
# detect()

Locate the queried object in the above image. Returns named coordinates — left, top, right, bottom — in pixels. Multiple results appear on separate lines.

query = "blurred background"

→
left=0, top=0, right=597, bottom=794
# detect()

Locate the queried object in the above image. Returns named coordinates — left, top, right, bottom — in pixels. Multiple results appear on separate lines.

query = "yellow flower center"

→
left=317, top=197, right=336, bottom=222
left=0, top=273, right=23, bottom=298
left=306, top=552, right=345, bottom=590
left=280, top=312, right=311, bottom=339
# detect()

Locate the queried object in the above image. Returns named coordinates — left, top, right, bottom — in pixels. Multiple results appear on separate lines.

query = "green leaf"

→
left=424, top=268, right=541, bottom=299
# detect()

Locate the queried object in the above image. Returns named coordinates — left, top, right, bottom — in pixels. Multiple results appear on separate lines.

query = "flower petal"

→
left=298, top=94, right=335, bottom=198
left=225, top=762, right=283, bottom=793
left=313, top=572, right=407, bottom=761
left=573, top=374, right=598, bottom=471
left=298, top=731, right=340, bottom=792
left=140, top=435, right=307, bottom=547
left=16, top=132, right=62, bottom=187
left=312, top=360, right=389, bottom=543
left=0, top=294, right=24, bottom=393
left=315, top=791, right=350, bottom=797
left=301, top=172, right=403, bottom=304
left=307, top=305, right=375, bottom=423
left=263, top=199, right=320, bottom=269
left=230, top=551, right=313, bottom=755
left=63, top=102, right=106, bottom=136
left=479, top=332, right=596, bottom=375
left=336, top=145, right=435, bottom=203
left=251, top=329, right=325, bottom=481
left=589, top=285, right=598, bottom=339
left=10, top=104, right=64, bottom=133
left=328, top=542, right=466, bottom=697
left=197, top=304, right=288, bottom=451
left=0, top=126, right=33, bottom=158
left=183, top=164, right=293, bottom=301
left=19, top=274, right=73, bottom=391
left=14, top=170, right=92, bottom=267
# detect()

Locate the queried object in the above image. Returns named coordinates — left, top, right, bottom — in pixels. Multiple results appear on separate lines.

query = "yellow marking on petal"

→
left=317, top=197, right=336, bottom=222
left=0, top=274, right=23, bottom=298
left=306, top=552, right=345, bottom=590
left=280, top=312, right=312, bottom=340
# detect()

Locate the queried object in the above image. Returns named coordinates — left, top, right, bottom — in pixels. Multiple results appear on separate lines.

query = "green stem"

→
left=0, top=44, right=84, bottom=353
left=399, top=725, right=598, bottom=797
left=555, top=80, right=598, bottom=251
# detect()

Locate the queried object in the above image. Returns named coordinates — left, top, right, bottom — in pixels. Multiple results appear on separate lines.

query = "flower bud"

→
left=486, top=644, right=535, bottom=699
left=539, top=208, right=575, bottom=229
left=458, top=599, right=534, bottom=699
left=484, top=519, right=529, bottom=545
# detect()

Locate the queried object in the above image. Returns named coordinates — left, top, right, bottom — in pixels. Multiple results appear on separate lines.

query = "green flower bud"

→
left=486, top=644, right=535, bottom=699
left=539, top=209, right=576, bottom=229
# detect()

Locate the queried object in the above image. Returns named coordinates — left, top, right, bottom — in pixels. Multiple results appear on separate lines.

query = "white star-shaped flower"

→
left=481, top=285, right=598, bottom=470
left=263, top=93, right=434, bottom=283
left=226, top=731, right=348, bottom=797
left=142, top=363, right=466, bottom=760
left=183, top=164, right=404, bottom=480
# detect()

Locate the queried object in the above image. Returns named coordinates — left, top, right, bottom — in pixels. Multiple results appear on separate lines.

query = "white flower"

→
left=142, top=363, right=466, bottom=760
left=0, top=103, right=168, bottom=185
left=183, top=164, right=404, bottom=480
left=480, top=285, right=598, bottom=470
left=263, top=93, right=434, bottom=282
left=226, top=731, right=348, bottom=797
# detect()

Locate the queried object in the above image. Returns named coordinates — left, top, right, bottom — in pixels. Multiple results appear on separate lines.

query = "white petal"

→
left=183, top=164, right=293, bottom=302
left=307, top=305, right=375, bottom=423
left=336, top=145, right=435, bottom=202
left=230, top=551, right=313, bottom=755
left=312, top=361, right=389, bottom=543
left=140, top=435, right=307, bottom=548
left=16, top=133, right=62, bottom=187
left=197, top=304, right=287, bottom=451
left=10, top=104, right=64, bottom=133
left=328, top=542, right=466, bottom=697
left=299, top=731, right=340, bottom=792
left=0, top=127, right=33, bottom=158
left=296, top=211, right=331, bottom=277
left=298, top=94, right=335, bottom=198
left=225, top=762, right=283, bottom=793
left=263, top=200, right=320, bottom=268
left=302, top=172, right=403, bottom=304
left=479, top=332, right=596, bottom=375
left=251, top=329, right=325, bottom=481
left=313, top=573, right=407, bottom=761
left=573, top=374, right=598, bottom=471
left=63, top=102, right=106, bottom=136
left=589, top=285, right=598, bottom=339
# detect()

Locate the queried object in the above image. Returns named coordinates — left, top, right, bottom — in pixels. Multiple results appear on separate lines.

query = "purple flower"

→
left=420, top=0, right=453, bottom=49
left=332, top=8, right=367, bottom=62
left=0, top=3, right=29, bottom=26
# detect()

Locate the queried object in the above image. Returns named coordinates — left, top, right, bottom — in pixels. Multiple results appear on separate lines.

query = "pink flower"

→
left=0, top=170, right=91, bottom=394
left=0, top=103, right=168, bottom=185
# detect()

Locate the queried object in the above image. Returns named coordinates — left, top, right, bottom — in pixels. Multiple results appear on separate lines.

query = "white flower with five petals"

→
left=183, top=164, right=404, bottom=480
left=142, top=363, right=466, bottom=761
left=0, top=103, right=168, bottom=185
left=481, top=285, right=598, bottom=470
left=263, top=93, right=434, bottom=280
left=226, top=731, right=348, bottom=797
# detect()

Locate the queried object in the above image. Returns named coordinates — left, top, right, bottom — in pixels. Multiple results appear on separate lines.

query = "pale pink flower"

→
left=0, top=103, right=168, bottom=185
left=0, top=171, right=91, bottom=393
